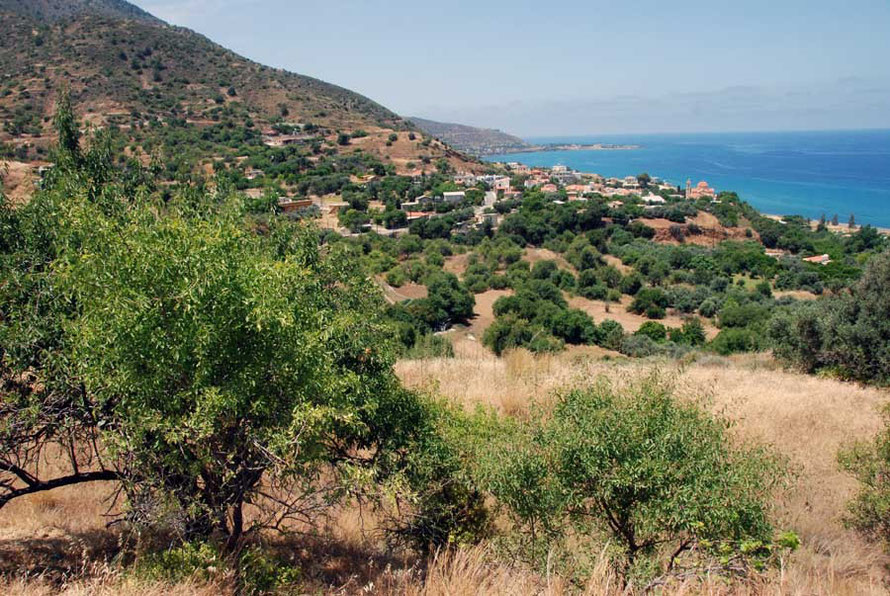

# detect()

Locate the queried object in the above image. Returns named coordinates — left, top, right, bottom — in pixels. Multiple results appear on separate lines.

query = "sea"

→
left=483, top=129, right=890, bottom=228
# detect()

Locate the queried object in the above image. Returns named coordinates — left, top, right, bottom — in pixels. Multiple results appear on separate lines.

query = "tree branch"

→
left=0, top=470, right=120, bottom=509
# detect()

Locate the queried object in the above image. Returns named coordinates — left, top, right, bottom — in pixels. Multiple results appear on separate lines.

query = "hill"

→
left=410, top=116, right=532, bottom=155
left=0, top=0, right=482, bottom=175
left=0, top=0, right=162, bottom=24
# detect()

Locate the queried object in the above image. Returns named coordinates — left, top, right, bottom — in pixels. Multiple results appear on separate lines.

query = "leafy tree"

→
left=769, top=250, right=890, bottom=384
left=671, top=317, right=707, bottom=346
left=596, top=319, right=625, bottom=350
left=478, top=377, right=785, bottom=577
left=629, top=287, right=669, bottom=318
left=0, top=109, right=439, bottom=557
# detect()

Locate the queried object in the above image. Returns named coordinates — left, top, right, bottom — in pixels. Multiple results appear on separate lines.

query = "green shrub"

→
left=620, top=334, right=662, bottom=357
left=635, top=321, right=668, bottom=343
left=769, top=251, right=890, bottom=384
left=670, top=317, right=707, bottom=346
left=596, top=319, right=625, bottom=350
left=710, top=327, right=763, bottom=355
left=630, top=287, right=668, bottom=316
left=839, top=405, right=890, bottom=544
left=476, top=376, right=785, bottom=578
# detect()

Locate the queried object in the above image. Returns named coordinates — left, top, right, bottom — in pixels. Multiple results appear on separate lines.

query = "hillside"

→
left=0, top=0, right=162, bottom=23
left=0, top=0, right=482, bottom=175
left=410, top=116, right=532, bottom=155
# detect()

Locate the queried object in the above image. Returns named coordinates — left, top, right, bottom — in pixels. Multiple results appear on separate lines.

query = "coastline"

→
left=499, top=143, right=640, bottom=155
left=762, top=213, right=890, bottom=236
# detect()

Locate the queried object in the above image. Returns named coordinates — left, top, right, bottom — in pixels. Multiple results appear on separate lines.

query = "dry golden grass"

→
left=3, top=346, right=889, bottom=594
left=396, top=347, right=890, bottom=594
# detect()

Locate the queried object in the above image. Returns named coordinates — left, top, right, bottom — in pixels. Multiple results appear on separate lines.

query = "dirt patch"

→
left=377, top=279, right=428, bottom=304
left=774, top=289, right=820, bottom=301
left=640, top=213, right=758, bottom=247
left=568, top=294, right=719, bottom=339
left=467, top=289, right=512, bottom=338
left=523, top=247, right=576, bottom=272
left=602, top=254, right=630, bottom=273
left=444, top=253, right=471, bottom=276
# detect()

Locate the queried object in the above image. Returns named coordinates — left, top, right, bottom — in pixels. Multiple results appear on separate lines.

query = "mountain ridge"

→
left=410, top=116, right=532, bottom=156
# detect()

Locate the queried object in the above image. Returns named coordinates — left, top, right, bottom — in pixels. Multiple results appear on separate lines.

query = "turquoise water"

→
left=484, top=130, right=890, bottom=228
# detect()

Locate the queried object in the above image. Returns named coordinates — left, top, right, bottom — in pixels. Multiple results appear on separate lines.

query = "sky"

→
left=133, top=0, right=890, bottom=137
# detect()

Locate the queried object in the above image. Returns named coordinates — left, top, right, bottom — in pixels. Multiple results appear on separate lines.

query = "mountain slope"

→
left=0, top=0, right=162, bottom=24
left=0, top=0, right=486, bottom=184
left=0, top=2, right=403, bottom=134
left=410, top=117, right=531, bottom=156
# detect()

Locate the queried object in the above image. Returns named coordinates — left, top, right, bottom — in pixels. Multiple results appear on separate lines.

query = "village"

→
left=249, top=159, right=720, bottom=239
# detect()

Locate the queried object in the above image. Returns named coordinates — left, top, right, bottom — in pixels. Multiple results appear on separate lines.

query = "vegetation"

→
left=0, top=98, right=836, bottom=594
left=770, top=250, right=890, bottom=385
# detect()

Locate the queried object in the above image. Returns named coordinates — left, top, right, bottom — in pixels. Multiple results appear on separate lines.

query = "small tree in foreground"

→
left=0, top=99, right=441, bottom=557
left=476, top=375, right=789, bottom=582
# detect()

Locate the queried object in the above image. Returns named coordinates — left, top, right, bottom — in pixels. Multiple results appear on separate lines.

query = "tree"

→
left=635, top=321, right=668, bottom=343
left=0, top=110, right=436, bottom=556
left=478, top=377, right=784, bottom=577
left=337, top=132, right=350, bottom=146
left=636, top=172, right=652, bottom=189
left=849, top=213, right=856, bottom=228
left=769, top=250, right=890, bottom=384
left=412, top=272, right=475, bottom=329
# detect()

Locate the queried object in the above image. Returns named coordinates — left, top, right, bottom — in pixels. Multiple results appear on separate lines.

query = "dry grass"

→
left=396, top=348, right=890, bottom=594
left=3, top=347, right=889, bottom=594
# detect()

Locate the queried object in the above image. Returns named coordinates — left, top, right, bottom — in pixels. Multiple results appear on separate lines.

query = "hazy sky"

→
left=133, top=0, right=890, bottom=137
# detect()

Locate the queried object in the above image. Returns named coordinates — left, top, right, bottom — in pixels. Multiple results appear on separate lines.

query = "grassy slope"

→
left=2, top=345, right=888, bottom=594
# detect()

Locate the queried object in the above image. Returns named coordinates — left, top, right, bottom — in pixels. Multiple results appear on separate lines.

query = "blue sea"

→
left=484, top=130, right=890, bottom=228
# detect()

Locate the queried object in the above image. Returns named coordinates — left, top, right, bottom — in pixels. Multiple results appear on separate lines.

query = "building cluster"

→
left=244, top=159, right=720, bottom=237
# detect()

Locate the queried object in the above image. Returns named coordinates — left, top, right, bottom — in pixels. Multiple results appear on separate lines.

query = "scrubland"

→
left=2, top=338, right=888, bottom=594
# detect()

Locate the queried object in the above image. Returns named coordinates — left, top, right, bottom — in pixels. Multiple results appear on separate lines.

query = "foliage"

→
left=0, top=110, right=439, bottom=559
left=839, top=405, right=890, bottom=546
left=769, top=250, right=890, bottom=384
left=474, top=376, right=785, bottom=578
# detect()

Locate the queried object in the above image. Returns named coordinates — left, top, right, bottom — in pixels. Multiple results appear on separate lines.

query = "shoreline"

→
left=497, top=143, right=640, bottom=155
left=762, top=213, right=890, bottom=236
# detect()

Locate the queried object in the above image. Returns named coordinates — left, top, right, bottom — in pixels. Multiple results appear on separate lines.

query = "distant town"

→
left=259, top=160, right=718, bottom=239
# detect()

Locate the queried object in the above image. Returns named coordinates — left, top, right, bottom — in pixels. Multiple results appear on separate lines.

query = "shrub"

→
left=839, top=405, right=890, bottom=545
left=620, top=272, right=644, bottom=295
left=710, top=327, right=763, bottom=355
left=483, top=314, right=563, bottom=356
left=635, top=321, right=668, bottom=343
left=596, top=319, right=625, bottom=350
left=551, top=308, right=598, bottom=345
left=630, top=287, right=669, bottom=317
left=620, top=334, right=662, bottom=357
left=477, top=377, right=785, bottom=577
left=769, top=251, right=890, bottom=384
left=671, top=317, right=707, bottom=346
left=645, top=304, right=666, bottom=319
left=699, top=297, right=720, bottom=318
